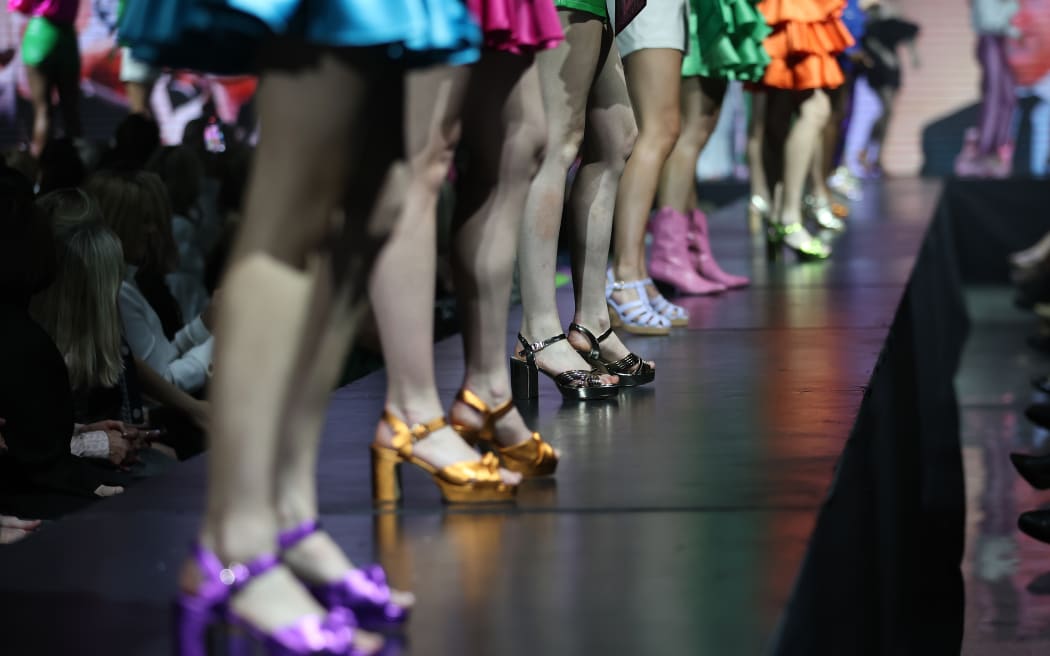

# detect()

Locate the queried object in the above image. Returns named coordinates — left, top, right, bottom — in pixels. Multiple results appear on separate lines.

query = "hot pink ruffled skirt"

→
left=466, top=0, right=564, bottom=54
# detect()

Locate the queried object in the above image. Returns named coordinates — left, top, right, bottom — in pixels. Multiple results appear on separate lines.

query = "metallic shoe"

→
left=370, top=412, right=516, bottom=505
left=569, top=323, right=655, bottom=388
left=510, top=333, right=619, bottom=401
left=278, top=520, right=410, bottom=628
left=174, top=544, right=362, bottom=656
left=804, top=195, right=846, bottom=232
left=451, top=388, right=558, bottom=477
left=766, top=221, right=831, bottom=262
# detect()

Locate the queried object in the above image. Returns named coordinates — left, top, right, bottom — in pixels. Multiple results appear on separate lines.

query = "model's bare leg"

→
left=54, top=63, right=81, bottom=140
left=126, top=82, right=153, bottom=116
left=657, top=75, right=727, bottom=214
left=26, top=67, right=50, bottom=157
left=448, top=54, right=552, bottom=449
left=746, top=89, right=770, bottom=209
left=867, top=85, right=896, bottom=172
left=778, top=89, right=830, bottom=227
left=517, top=10, right=616, bottom=382
left=364, top=65, right=521, bottom=484
left=191, top=43, right=395, bottom=642
left=565, top=34, right=649, bottom=367
left=610, top=48, right=681, bottom=286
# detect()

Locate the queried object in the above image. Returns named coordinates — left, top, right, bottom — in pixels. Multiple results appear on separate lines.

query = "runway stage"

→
left=0, top=178, right=974, bottom=655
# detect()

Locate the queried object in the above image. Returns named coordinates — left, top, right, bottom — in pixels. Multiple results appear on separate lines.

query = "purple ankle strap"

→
left=191, top=543, right=279, bottom=593
left=278, top=519, right=322, bottom=551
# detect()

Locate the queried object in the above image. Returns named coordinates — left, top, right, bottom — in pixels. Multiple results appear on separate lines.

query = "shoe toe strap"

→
left=499, top=432, right=556, bottom=466
left=553, top=368, right=607, bottom=389
left=439, top=452, right=506, bottom=486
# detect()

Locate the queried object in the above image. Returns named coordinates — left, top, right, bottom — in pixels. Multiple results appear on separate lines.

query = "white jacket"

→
left=119, top=268, right=213, bottom=393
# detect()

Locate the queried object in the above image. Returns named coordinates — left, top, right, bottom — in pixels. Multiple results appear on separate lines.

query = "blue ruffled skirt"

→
left=120, top=0, right=481, bottom=74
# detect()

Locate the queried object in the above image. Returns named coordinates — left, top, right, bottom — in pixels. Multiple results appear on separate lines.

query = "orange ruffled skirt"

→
left=757, top=0, right=854, bottom=90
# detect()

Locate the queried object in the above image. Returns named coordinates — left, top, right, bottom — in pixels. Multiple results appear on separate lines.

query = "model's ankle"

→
left=460, top=373, right=511, bottom=403
left=385, top=395, right=446, bottom=425
left=201, top=511, right=278, bottom=562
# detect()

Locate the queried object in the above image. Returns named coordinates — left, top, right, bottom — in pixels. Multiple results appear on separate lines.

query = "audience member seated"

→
left=37, top=137, right=85, bottom=196
left=0, top=167, right=127, bottom=514
left=147, top=145, right=217, bottom=319
left=31, top=189, right=209, bottom=459
left=83, top=172, right=216, bottom=395
left=98, top=113, right=161, bottom=172
left=0, top=419, right=34, bottom=544
left=2, top=148, right=38, bottom=186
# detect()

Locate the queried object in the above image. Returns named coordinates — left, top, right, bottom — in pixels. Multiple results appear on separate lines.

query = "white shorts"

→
left=615, top=0, right=689, bottom=59
left=120, top=47, right=161, bottom=85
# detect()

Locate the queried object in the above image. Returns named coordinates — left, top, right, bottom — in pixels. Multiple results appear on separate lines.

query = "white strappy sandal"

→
left=643, top=278, right=688, bottom=327
left=605, top=270, right=672, bottom=336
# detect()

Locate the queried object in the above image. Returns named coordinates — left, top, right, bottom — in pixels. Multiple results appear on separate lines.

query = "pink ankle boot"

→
left=687, top=209, right=750, bottom=289
left=648, top=207, right=725, bottom=296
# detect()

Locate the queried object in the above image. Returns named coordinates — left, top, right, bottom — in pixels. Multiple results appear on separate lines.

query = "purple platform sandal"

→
left=174, top=543, right=362, bottom=656
left=278, top=520, right=410, bottom=628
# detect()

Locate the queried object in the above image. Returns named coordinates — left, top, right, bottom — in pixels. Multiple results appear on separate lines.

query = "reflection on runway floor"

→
left=961, top=288, right=1050, bottom=654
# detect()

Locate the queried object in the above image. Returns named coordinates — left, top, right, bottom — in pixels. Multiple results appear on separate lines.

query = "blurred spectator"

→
left=147, top=146, right=216, bottom=318
left=3, top=148, right=39, bottom=187
left=31, top=188, right=209, bottom=458
left=85, top=170, right=184, bottom=338
left=98, top=113, right=161, bottom=172
left=82, top=173, right=215, bottom=395
left=37, top=137, right=86, bottom=196
left=0, top=167, right=126, bottom=507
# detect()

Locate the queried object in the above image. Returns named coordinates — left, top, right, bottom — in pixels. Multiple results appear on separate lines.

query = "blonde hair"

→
left=85, top=170, right=178, bottom=274
left=31, top=195, right=126, bottom=390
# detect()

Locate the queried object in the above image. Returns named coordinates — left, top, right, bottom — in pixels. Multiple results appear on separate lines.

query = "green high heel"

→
left=766, top=221, right=832, bottom=262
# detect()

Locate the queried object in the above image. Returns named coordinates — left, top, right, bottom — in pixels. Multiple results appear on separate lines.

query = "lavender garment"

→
left=976, top=34, right=1017, bottom=155
left=7, top=0, right=79, bottom=23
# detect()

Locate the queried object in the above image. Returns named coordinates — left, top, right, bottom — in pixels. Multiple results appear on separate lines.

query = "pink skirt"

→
left=466, top=0, right=564, bottom=54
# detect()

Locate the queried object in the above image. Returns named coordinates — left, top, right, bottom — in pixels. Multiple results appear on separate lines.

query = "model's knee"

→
left=513, top=119, right=548, bottom=180
left=639, top=115, right=681, bottom=161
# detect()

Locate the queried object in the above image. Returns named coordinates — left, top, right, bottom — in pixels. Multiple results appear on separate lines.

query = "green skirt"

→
left=553, top=0, right=607, bottom=19
left=21, top=16, right=80, bottom=75
left=682, top=0, right=769, bottom=81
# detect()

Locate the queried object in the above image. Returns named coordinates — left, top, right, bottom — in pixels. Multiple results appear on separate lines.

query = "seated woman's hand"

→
left=0, top=515, right=40, bottom=544
left=79, top=419, right=128, bottom=435
left=199, top=288, right=222, bottom=332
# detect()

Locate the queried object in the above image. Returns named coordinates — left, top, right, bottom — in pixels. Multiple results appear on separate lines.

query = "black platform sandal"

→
left=568, top=323, right=655, bottom=388
left=510, top=333, right=619, bottom=401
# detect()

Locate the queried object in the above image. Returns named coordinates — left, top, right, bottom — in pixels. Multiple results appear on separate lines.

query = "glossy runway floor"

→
left=0, top=179, right=946, bottom=655
left=960, top=288, right=1050, bottom=655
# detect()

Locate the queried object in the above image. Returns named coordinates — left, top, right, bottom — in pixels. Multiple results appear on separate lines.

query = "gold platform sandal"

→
left=370, top=411, right=517, bottom=506
left=569, top=323, right=655, bottom=388
left=451, top=389, right=558, bottom=478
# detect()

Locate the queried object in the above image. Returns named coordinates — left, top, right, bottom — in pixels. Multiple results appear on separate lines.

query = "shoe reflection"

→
left=372, top=509, right=512, bottom=602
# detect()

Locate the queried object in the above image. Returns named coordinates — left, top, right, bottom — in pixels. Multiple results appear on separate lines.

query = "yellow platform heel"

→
left=370, top=411, right=517, bottom=506
left=451, top=389, right=558, bottom=478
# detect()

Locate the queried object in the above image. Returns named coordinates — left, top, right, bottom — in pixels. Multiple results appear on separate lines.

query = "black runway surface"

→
left=0, top=179, right=966, bottom=655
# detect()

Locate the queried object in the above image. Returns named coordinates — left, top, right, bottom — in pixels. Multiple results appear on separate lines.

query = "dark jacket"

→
left=0, top=303, right=128, bottom=500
